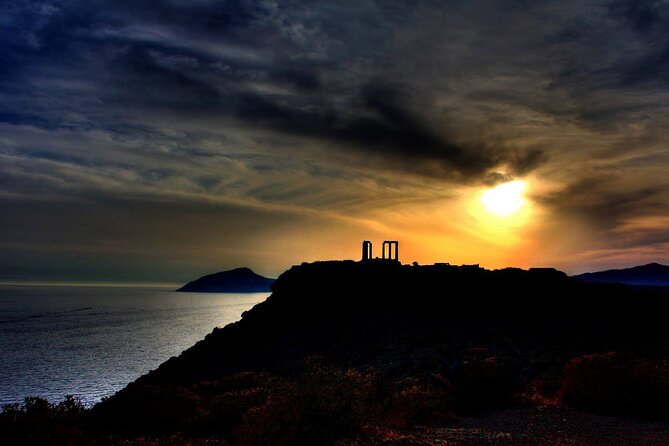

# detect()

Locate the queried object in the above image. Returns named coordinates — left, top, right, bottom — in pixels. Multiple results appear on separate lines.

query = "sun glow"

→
left=481, top=180, right=526, bottom=217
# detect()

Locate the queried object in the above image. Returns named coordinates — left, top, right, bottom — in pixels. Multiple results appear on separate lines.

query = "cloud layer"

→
left=2, top=0, right=669, bottom=280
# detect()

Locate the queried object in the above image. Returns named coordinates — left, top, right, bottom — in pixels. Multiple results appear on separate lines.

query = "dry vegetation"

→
left=3, top=353, right=668, bottom=446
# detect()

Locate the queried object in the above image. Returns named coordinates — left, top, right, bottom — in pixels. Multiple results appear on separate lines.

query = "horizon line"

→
left=2, top=260, right=666, bottom=288
left=0, top=280, right=183, bottom=288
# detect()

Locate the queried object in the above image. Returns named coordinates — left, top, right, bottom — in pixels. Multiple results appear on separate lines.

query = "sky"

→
left=2, top=0, right=669, bottom=283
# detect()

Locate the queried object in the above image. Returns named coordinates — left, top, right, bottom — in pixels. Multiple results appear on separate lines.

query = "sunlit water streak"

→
left=0, top=285, right=268, bottom=406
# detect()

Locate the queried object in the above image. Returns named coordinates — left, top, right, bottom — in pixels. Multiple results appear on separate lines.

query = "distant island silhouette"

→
left=176, top=267, right=275, bottom=293
left=574, top=262, right=669, bottom=287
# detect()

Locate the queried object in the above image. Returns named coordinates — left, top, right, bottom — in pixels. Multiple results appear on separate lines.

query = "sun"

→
left=481, top=180, right=526, bottom=217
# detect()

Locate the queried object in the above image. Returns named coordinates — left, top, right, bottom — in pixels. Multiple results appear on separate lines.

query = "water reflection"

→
left=0, top=286, right=268, bottom=405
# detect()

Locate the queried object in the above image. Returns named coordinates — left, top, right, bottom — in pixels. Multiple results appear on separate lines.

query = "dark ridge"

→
left=574, top=262, right=669, bottom=286
left=88, top=261, right=669, bottom=442
left=112, top=260, right=666, bottom=387
left=176, top=267, right=275, bottom=293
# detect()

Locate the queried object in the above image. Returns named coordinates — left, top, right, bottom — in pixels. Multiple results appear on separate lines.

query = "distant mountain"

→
left=176, top=267, right=274, bottom=292
left=574, top=263, right=669, bottom=286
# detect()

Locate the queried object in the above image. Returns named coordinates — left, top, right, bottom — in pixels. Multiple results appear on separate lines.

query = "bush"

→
left=514, top=375, right=562, bottom=408
left=234, top=361, right=378, bottom=446
left=454, top=351, right=518, bottom=413
left=560, top=352, right=669, bottom=419
left=0, top=395, right=88, bottom=446
left=92, top=385, right=208, bottom=435
left=383, top=374, right=454, bottom=428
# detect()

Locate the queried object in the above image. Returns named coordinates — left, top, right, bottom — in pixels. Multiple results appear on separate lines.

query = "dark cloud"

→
left=623, top=44, right=669, bottom=86
left=0, top=0, right=550, bottom=181
left=537, top=177, right=669, bottom=246
left=228, top=80, right=517, bottom=179
left=608, top=0, right=662, bottom=33
left=105, top=45, right=222, bottom=112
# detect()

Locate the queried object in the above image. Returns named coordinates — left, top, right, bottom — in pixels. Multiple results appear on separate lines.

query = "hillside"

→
left=176, top=267, right=274, bottom=293
left=86, top=260, right=669, bottom=445
left=575, top=263, right=669, bottom=286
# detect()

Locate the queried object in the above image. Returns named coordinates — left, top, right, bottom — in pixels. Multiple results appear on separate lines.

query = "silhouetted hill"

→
left=87, top=261, right=669, bottom=444
left=574, top=263, right=669, bottom=286
left=176, top=267, right=274, bottom=293
left=140, top=261, right=665, bottom=386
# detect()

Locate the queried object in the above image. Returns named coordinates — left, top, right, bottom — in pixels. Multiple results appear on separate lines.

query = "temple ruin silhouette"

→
left=362, top=240, right=373, bottom=261
left=361, top=240, right=399, bottom=262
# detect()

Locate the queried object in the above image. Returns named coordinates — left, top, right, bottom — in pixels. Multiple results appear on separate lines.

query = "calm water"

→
left=0, top=285, right=268, bottom=406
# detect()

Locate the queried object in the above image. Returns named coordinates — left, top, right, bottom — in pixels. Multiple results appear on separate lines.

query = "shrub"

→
left=205, top=387, right=267, bottom=433
left=454, top=351, right=518, bottom=413
left=92, top=385, right=208, bottom=435
left=0, top=395, right=88, bottom=446
left=55, top=395, right=87, bottom=416
left=234, top=361, right=378, bottom=446
left=383, top=374, right=454, bottom=428
left=560, top=352, right=669, bottom=419
left=514, top=375, right=561, bottom=408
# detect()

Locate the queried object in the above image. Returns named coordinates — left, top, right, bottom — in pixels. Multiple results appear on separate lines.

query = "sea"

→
left=0, top=285, right=269, bottom=407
